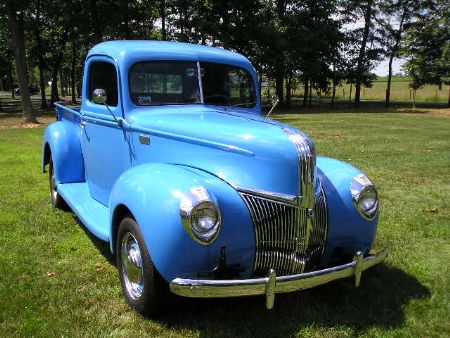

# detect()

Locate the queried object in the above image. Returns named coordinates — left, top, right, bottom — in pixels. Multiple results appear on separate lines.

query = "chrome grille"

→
left=305, top=189, right=328, bottom=271
left=240, top=189, right=328, bottom=276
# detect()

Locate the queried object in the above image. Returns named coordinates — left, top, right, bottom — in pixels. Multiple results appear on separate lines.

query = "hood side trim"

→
left=126, top=122, right=255, bottom=157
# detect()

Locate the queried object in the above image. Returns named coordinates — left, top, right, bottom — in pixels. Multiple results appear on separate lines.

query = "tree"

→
left=30, top=0, right=48, bottom=109
left=158, top=0, right=167, bottom=40
left=403, top=0, right=450, bottom=106
left=5, top=0, right=38, bottom=124
left=343, top=0, right=383, bottom=107
left=355, top=0, right=373, bottom=107
left=286, top=0, right=340, bottom=107
left=0, top=12, right=14, bottom=98
left=379, top=0, right=421, bottom=107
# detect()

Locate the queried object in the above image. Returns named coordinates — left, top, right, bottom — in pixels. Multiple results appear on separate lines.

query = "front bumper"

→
left=170, top=248, right=388, bottom=309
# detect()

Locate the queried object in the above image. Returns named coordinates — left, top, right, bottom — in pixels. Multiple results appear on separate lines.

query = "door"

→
left=81, top=58, right=130, bottom=206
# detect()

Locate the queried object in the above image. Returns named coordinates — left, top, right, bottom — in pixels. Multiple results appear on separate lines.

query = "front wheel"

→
left=116, top=217, right=169, bottom=317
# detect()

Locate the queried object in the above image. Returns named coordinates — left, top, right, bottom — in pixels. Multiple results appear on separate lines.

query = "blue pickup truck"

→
left=42, top=40, right=387, bottom=316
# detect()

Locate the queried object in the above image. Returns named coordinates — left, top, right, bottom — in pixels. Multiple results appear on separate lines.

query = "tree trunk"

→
left=275, top=0, right=286, bottom=107
left=123, top=2, right=130, bottom=39
left=285, top=71, right=292, bottom=108
left=37, top=43, right=47, bottom=109
left=349, top=83, right=353, bottom=107
left=34, top=0, right=48, bottom=109
left=51, top=78, right=59, bottom=103
left=308, top=82, right=312, bottom=107
left=159, top=0, right=167, bottom=40
left=447, top=85, right=450, bottom=108
left=60, top=67, right=66, bottom=97
left=71, top=38, right=77, bottom=104
left=354, top=0, right=373, bottom=108
left=303, top=78, right=308, bottom=107
left=385, top=56, right=393, bottom=107
left=7, top=5, right=38, bottom=124
left=275, top=63, right=284, bottom=108
left=385, top=13, right=406, bottom=107
left=51, top=30, right=68, bottom=104
left=331, top=80, right=337, bottom=108
left=89, top=0, right=102, bottom=42
left=77, top=81, right=82, bottom=98
left=331, top=63, right=336, bottom=108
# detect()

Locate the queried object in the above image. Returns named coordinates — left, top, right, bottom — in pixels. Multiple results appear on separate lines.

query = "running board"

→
left=57, top=182, right=110, bottom=241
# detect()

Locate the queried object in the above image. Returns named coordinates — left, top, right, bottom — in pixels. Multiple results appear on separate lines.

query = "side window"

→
left=228, top=69, right=255, bottom=105
left=89, top=62, right=118, bottom=107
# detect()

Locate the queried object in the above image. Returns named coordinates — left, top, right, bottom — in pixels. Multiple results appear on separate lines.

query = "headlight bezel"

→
left=351, top=174, right=379, bottom=220
left=179, top=187, right=222, bottom=245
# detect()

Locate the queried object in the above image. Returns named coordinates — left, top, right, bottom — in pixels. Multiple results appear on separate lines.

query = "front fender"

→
left=109, top=163, right=255, bottom=282
left=42, top=121, right=85, bottom=184
left=317, top=156, right=379, bottom=265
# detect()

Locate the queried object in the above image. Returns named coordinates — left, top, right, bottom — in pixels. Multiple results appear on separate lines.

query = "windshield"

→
left=129, top=61, right=256, bottom=107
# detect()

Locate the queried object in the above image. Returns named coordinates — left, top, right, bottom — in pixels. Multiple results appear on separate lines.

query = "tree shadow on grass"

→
left=71, top=213, right=429, bottom=337
left=73, top=216, right=116, bottom=266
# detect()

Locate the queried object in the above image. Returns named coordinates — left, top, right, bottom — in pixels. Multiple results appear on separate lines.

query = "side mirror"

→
left=92, top=88, right=107, bottom=105
left=91, top=88, right=122, bottom=127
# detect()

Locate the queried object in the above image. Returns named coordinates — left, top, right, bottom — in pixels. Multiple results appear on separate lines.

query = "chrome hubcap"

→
left=121, top=232, right=144, bottom=300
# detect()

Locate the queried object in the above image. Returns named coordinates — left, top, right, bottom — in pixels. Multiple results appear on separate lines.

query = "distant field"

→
left=336, top=77, right=448, bottom=103
left=263, top=76, right=449, bottom=104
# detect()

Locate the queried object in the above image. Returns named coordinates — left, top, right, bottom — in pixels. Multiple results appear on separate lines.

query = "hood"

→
left=128, top=106, right=307, bottom=196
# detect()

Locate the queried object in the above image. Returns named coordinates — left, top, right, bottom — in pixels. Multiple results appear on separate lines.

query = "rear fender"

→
left=42, top=121, right=85, bottom=184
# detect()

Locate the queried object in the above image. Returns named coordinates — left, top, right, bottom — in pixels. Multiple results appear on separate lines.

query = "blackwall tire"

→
left=49, top=156, right=67, bottom=209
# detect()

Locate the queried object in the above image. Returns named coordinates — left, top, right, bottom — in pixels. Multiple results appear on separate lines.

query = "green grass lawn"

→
left=0, top=108, right=449, bottom=337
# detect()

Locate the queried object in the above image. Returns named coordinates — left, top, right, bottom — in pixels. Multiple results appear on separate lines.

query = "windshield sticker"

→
left=137, top=96, right=152, bottom=105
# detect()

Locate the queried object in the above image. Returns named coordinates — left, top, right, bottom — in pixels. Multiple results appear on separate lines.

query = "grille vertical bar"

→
left=284, top=128, right=316, bottom=209
left=240, top=189, right=328, bottom=276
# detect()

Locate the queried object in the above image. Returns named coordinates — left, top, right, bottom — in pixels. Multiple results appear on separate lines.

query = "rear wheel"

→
left=48, top=156, right=66, bottom=209
left=116, top=217, right=169, bottom=317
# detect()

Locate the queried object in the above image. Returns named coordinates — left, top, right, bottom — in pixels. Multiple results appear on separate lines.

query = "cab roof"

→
left=88, top=40, right=252, bottom=69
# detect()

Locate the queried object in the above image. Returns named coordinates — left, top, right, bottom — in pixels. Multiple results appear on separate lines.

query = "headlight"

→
left=351, top=174, right=379, bottom=220
left=180, top=187, right=222, bottom=245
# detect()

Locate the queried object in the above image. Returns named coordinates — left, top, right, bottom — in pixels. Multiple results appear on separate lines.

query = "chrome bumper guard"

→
left=170, top=248, right=388, bottom=309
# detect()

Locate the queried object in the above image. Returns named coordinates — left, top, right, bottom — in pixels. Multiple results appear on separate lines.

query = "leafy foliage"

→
left=0, top=0, right=448, bottom=121
left=403, top=0, right=450, bottom=89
